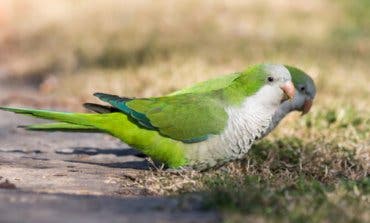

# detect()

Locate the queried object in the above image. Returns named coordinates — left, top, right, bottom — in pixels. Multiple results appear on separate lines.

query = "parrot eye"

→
left=300, top=86, right=306, bottom=91
left=267, top=76, right=274, bottom=82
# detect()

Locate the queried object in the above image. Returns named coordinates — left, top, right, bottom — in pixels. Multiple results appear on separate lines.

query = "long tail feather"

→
left=0, top=106, right=186, bottom=168
left=21, top=122, right=101, bottom=132
left=83, top=103, right=119, bottom=114
left=0, top=107, right=102, bottom=128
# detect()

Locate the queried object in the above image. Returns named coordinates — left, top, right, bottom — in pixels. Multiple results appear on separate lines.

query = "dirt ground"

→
left=0, top=84, right=219, bottom=223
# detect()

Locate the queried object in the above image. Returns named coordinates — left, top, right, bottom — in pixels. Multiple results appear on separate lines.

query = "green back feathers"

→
left=95, top=92, right=228, bottom=143
left=168, top=72, right=240, bottom=96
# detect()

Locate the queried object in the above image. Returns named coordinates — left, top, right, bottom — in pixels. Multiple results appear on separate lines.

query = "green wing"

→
left=94, top=92, right=228, bottom=142
left=168, top=72, right=240, bottom=96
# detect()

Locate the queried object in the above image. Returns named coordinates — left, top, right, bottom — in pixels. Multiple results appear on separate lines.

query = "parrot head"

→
left=286, top=65, right=316, bottom=115
left=239, top=64, right=295, bottom=108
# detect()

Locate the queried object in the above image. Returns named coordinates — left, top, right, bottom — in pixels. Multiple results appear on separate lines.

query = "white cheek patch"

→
left=254, top=85, right=283, bottom=109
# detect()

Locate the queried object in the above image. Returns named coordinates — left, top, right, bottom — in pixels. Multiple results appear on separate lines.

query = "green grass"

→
left=201, top=175, right=369, bottom=223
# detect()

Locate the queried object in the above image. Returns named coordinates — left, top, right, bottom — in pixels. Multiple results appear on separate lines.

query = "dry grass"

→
left=0, top=1, right=369, bottom=222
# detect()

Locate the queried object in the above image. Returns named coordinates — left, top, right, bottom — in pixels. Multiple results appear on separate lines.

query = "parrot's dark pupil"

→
left=301, top=87, right=305, bottom=91
left=268, top=77, right=274, bottom=82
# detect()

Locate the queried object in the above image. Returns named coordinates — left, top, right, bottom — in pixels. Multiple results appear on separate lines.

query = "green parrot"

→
left=0, top=64, right=295, bottom=170
left=169, top=65, right=316, bottom=137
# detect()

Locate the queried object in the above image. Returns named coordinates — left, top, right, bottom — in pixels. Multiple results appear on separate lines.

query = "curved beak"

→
left=280, top=81, right=295, bottom=101
left=301, top=99, right=313, bottom=115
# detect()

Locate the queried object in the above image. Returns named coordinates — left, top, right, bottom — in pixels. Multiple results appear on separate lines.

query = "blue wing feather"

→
left=94, top=93, right=156, bottom=130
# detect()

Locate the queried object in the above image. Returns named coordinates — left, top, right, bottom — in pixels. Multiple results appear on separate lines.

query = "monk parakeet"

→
left=170, top=65, right=316, bottom=137
left=0, top=64, right=295, bottom=170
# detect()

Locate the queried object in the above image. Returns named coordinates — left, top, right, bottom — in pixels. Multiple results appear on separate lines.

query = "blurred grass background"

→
left=0, top=0, right=369, bottom=106
left=0, top=1, right=369, bottom=222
